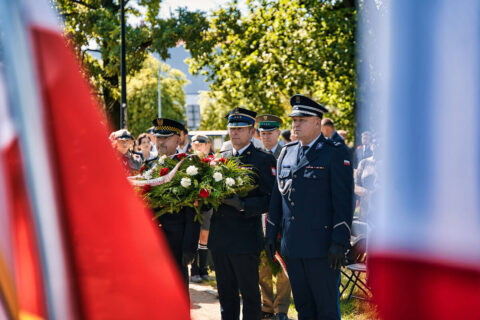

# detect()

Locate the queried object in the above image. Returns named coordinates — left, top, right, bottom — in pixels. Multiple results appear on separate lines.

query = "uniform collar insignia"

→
left=315, top=142, right=324, bottom=150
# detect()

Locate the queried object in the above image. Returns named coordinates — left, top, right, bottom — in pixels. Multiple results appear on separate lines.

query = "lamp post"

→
left=120, top=0, right=127, bottom=128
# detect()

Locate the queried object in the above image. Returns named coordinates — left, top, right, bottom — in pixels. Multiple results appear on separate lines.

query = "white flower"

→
left=158, top=157, right=165, bottom=165
left=225, top=177, right=235, bottom=187
left=143, top=171, right=152, bottom=180
left=236, top=177, right=243, bottom=186
left=213, top=172, right=223, bottom=182
left=186, top=165, right=198, bottom=176
left=181, top=178, right=191, bottom=188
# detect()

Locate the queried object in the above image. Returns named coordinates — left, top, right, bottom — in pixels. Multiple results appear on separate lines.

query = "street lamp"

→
left=120, top=0, right=127, bottom=129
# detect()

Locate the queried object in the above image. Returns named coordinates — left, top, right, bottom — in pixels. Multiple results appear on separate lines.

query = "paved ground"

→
left=190, top=282, right=221, bottom=320
left=189, top=280, right=298, bottom=320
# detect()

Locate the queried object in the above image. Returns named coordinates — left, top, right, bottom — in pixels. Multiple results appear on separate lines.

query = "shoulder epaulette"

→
left=256, top=147, right=268, bottom=154
left=285, top=141, right=299, bottom=147
left=324, top=139, right=342, bottom=148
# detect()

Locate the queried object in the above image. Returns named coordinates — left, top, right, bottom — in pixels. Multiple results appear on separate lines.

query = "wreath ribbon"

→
left=128, top=158, right=185, bottom=186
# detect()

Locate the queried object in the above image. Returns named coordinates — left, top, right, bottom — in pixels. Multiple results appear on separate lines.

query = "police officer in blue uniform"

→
left=151, top=118, right=200, bottom=286
left=208, top=107, right=277, bottom=320
left=265, top=95, right=354, bottom=320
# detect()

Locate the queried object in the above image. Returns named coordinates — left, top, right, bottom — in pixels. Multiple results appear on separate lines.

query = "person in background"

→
left=256, top=115, right=291, bottom=320
left=354, top=131, right=373, bottom=168
left=256, top=114, right=283, bottom=159
left=136, top=133, right=158, bottom=166
left=152, top=118, right=200, bottom=286
left=355, top=140, right=380, bottom=222
left=337, top=130, right=348, bottom=142
left=190, top=134, right=215, bottom=283
left=321, top=118, right=345, bottom=144
left=281, top=130, right=291, bottom=145
left=177, top=126, right=192, bottom=154
left=289, top=130, right=298, bottom=142
left=111, top=129, right=142, bottom=174
left=146, top=126, right=158, bottom=154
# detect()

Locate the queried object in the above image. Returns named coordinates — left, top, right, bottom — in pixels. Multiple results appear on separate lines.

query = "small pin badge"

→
left=316, top=142, right=324, bottom=150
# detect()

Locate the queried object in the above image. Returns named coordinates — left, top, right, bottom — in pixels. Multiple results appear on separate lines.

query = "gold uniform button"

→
left=291, top=216, right=295, bottom=221
left=292, top=188, right=295, bottom=192
left=324, top=226, right=328, bottom=229
left=291, top=202, right=295, bottom=206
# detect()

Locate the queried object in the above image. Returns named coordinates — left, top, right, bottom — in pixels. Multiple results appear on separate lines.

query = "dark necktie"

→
left=297, top=146, right=309, bottom=164
left=267, top=150, right=273, bottom=155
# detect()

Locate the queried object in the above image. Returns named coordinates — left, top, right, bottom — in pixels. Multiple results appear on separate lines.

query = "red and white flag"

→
left=359, top=0, right=480, bottom=319
left=0, top=0, right=190, bottom=319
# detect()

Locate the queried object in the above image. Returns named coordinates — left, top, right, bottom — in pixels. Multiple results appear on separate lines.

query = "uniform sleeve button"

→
left=324, top=225, right=328, bottom=229
left=313, top=175, right=317, bottom=178
left=291, top=202, right=295, bottom=206
left=293, top=174, right=297, bottom=178
left=292, top=188, right=295, bottom=192
left=291, top=216, right=295, bottom=221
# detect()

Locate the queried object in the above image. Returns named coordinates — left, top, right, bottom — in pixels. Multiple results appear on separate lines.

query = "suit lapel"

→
left=274, top=145, right=282, bottom=159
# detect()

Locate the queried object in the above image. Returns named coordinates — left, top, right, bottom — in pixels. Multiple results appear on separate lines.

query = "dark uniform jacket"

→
left=330, top=131, right=345, bottom=144
left=153, top=153, right=200, bottom=265
left=120, top=151, right=142, bottom=174
left=266, top=134, right=354, bottom=258
left=156, top=206, right=200, bottom=257
left=208, top=143, right=276, bottom=254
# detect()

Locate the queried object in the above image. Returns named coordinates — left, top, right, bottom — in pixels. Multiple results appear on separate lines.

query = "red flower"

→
left=201, top=158, right=211, bottom=163
left=159, top=167, right=170, bottom=176
left=176, top=153, right=187, bottom=160
left=199, top=188, right=210, bottom=198
left=142, top=185, right=152, bottom=194
left=218, top=157, right=227, bottom=164
left=139, top=165, right=147, bottom=174
left=207, top=155, right=215, bottom=159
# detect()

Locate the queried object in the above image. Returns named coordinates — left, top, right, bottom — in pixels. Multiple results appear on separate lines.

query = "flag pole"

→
left=120, top=0, right=127, bottom=129
left=0, top=1, right=76, bottom=319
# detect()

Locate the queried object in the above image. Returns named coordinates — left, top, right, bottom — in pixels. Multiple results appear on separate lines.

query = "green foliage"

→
left=127, top=55, right=188, bottom=137
left=53, top=0, right=208, bottom=128
left=188, top=0, right=356, bottom=140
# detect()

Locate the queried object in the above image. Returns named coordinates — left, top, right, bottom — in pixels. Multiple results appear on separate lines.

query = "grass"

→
left=288, top=271, right=379, bottom=320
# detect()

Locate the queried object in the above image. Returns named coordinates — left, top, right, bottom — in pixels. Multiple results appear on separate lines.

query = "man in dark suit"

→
left=152, top=118, right=200, bottom=286
left=256, top=114, right=291, bottom=320
left=321, top=118, right=345, bottom=145
left=208, top=107, right=276, bottom=320
left=265, top=95, right=354, bottom=320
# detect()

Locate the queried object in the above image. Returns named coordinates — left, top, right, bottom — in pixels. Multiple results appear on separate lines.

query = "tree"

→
left=127, top=55, right=188, bottom=137
left=188, top=0, right=356, bottom=139
left=54, top=0, right=208, bottom=129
